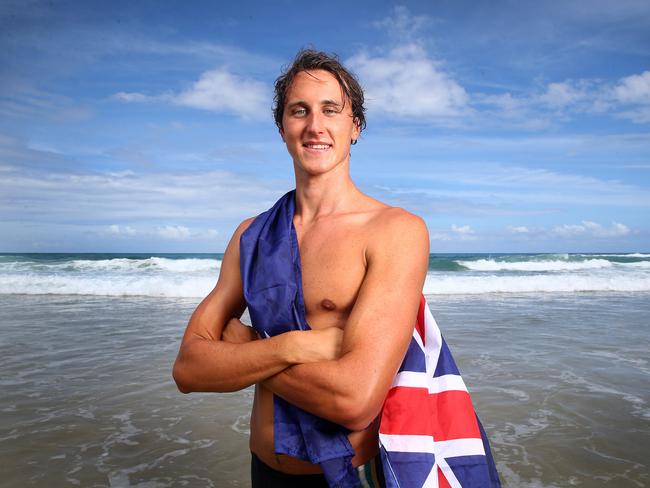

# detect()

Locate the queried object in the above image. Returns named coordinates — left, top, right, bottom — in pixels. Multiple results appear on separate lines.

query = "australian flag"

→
left=379, top=295, right=502, bottom=488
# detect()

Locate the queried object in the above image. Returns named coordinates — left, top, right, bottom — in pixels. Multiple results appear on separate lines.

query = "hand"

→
left=221, top=318, right=258, bottom=344
left=292, top=327, right=344, bottom=364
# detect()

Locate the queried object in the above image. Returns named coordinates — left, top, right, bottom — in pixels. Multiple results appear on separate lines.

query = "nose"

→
left=306, top=111, right=325, bottom=134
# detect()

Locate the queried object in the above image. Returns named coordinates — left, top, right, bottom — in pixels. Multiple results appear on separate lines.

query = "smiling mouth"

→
left=303, top=143, right=331, bottom=150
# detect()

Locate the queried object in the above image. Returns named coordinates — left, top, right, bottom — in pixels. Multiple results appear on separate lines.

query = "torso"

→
left=249, top=196, right=390, bottom=474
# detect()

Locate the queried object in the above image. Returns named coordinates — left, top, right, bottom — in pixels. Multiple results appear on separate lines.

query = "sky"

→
left=1, top=0, right=649, bottom=253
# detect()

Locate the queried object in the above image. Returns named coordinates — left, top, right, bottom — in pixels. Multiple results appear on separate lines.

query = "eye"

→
left=323, top=106, right=340, bottom=115
left=291, top=107, right=307, bottom=117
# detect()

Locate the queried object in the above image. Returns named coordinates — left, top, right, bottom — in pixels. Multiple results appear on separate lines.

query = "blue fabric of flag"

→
left=239, top=190, right=358, bottom=487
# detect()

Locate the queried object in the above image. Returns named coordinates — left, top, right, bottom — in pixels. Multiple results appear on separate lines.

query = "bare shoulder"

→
left=223, top=216, right=257, bottom=252
left=363, top=203, right=429, bottom=266
left=219, top=216, right=258, bottom=270
left=370, top=205, right=428, bottom=244
left=375, top=205, right=427, bottom=228
left=356, top=194, right=427, bottom=233
left=234, top=216, right=257, bottom=238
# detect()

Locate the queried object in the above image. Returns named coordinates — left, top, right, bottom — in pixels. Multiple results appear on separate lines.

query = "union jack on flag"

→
left=379, top=295, right=501, bottom=488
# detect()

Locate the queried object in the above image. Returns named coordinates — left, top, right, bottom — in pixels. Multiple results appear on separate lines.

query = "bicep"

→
left=181, top=219, right=252, bottom=343
left=339, top=214, right=429, bottom=400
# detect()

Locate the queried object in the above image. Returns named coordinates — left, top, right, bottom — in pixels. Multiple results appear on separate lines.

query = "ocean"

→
left=2, top=252, right=649, bottom=297
left=1, top=253, right=649, bottom=487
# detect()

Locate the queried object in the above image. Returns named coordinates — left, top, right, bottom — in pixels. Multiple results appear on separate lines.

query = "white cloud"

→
left=0, top=85, right=94, bottom=122
left=376, top=165, right=650, bottom=218
left=0, top=165, right=286, bottom=237
left=534, top=72, right=650, bottom=123
left=611, top=222, right=632, bottom=236
left=430, top=232, right=452, bottom=241
left=475, top=78, right=608, bottom=129
left=451, top=224, right=477, bottom=240
left=478, top=93, right=526, bottom=117
left=174, top=68, right=268, bottom=119
left=99, top=224, right=223, bottom=242
left=451, top=224, right=474, bottom=235
left=354, top=6, right=648, bottom=127
left=616, top=107, right=650, bottom=123
left=347, top=44, right=468, bottom=120
left=114, top=67, right=269, bottom=120
left=552, top=221, right=630, bottom=238
left=430, top=224, right=477, bottom=242
left=0, top=136, right=287, bottom=234
left=611, top=71, right=650, bottom=122
left=372, top=6, right=434, bottom=41
left=113, top=92, right=152, bottom=103
left=539, top=81, right=590, bottom=109
left=508, top=226, right=530, bottom=234
left=552, top=223, right=584, bottom=236
left=399, top=162, right=650, bottom=207
left=472, top=93, right=551, bottom=129
left=108, top=224, right=137, bottom=236
left=357, top=6, right=466, bottom=122
left=157, top=225, right=191, bottom=240
left=430, top=221, right=632, bottom=244
left=474, top=70, right=650, bottom=126
left=615, top=71, right=650, bottom=105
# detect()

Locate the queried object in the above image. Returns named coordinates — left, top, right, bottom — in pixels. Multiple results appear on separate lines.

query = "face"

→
left=280, top=70, right=361, bottom=177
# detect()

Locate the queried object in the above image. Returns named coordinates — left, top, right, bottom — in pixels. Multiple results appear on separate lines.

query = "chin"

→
left=300, top=161, right=342, bottom=176
left=292, top=156, right=326, bottom=171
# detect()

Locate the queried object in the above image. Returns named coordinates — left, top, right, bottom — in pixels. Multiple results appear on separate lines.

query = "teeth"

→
left=306, top=144, right=330, bottom=149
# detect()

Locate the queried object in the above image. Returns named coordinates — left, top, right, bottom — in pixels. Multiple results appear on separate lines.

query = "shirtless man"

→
left=172, top=49, right=429, bottom=487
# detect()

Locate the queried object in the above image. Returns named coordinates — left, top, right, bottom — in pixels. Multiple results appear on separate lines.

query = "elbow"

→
left=172, top=343, right=236, bottom=394
left=172, top=358, right=194, bottom=394
left=339, top=406, right=379, bottom=432
left=341, top=417, right=374, bottom=433
left=335, top=390, right=382, bottom=432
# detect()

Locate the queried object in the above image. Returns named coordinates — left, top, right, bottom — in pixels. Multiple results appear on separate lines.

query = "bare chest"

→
left=295, top=221, right=367, bottom=329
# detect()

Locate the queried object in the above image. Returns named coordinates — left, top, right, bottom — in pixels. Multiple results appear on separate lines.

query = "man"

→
left=173, top=50, right=471, bottom=487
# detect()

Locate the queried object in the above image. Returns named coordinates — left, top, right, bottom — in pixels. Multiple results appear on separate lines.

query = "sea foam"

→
left=1, top=253, right=649, bottom=297
left=422, top=272, right=650, bottom=295
left=456, top=258, right=614, bottom=272
left=0, top=272, right=217, bottom=297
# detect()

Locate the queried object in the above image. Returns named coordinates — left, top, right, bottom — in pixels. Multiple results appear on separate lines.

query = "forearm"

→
left=173, top=332, right=298, bottom=393
left=264, top=355, right=386, bottom=430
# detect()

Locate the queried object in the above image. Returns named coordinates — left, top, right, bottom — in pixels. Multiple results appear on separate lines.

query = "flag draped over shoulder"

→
left=240, top=190, right=358, bottom=487
left=240, top=190, right=501, bottom=488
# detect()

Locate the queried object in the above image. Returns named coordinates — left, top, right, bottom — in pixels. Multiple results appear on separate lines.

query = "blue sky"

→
left=1, top=0, right=649, bottom=253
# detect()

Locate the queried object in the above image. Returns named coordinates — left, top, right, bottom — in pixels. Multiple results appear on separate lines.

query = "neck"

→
left=293, top=160, right=359, bottom=223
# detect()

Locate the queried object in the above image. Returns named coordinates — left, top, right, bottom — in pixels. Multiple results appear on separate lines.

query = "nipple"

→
left=321, top=298, right=336, bottom=311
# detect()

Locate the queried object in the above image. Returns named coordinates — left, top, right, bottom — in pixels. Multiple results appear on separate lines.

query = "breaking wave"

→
left=1, top=253, right=649, bottom=297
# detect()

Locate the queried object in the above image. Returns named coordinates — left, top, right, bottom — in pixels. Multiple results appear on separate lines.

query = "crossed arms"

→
left=172, top=210, right=429, bottom=431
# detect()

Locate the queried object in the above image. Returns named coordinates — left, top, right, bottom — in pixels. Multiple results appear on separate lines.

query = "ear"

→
left=279, top=127, right=285, bottom=142
left=352, top=118, right=361, bottom=141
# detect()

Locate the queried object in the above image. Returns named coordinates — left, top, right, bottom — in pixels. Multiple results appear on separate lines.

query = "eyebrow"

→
left=286, top=99, right=343, bottom=108
left=321, top=99, right=343, bottom=107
